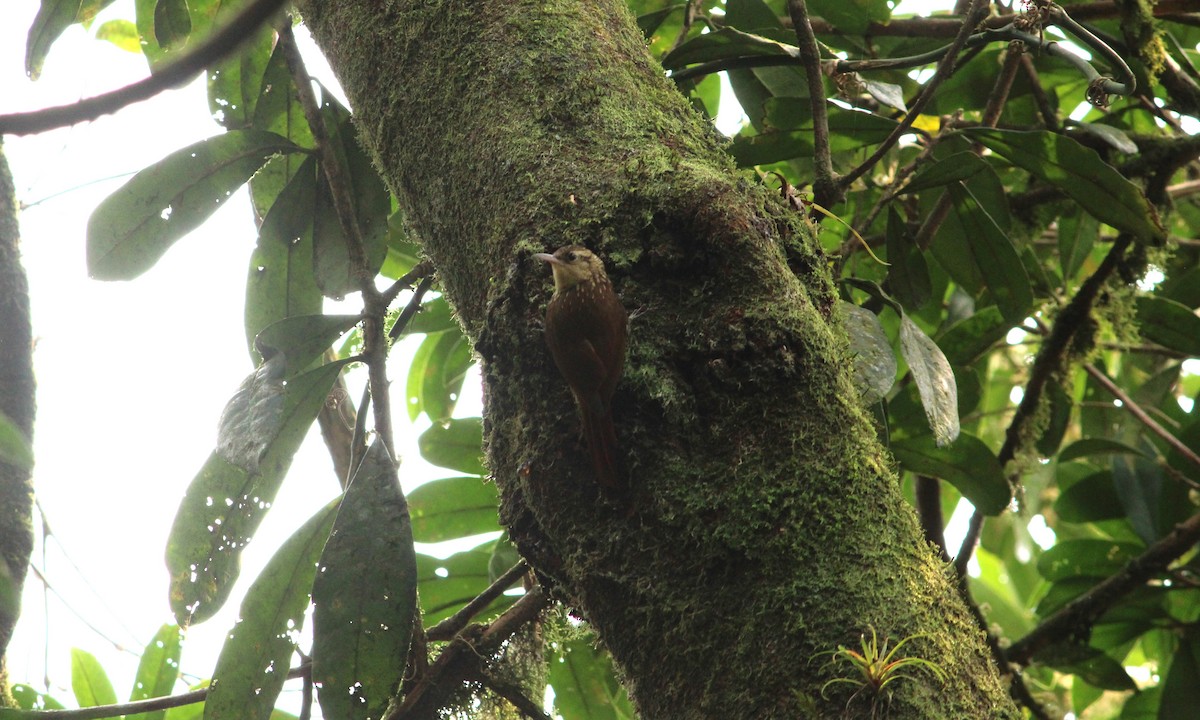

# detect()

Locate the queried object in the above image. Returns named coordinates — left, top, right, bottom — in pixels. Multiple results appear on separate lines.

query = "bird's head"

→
left=533, top=245, right=607, bottom=292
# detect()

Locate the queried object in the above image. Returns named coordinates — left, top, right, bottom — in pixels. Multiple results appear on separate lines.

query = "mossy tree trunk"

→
left=299, top=1, right=1020, bottom=717
left=0, top=145, right=35, bottom=707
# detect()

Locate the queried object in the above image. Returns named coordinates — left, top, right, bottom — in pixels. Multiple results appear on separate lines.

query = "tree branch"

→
left=1008, top=508, right=1200, bottom=664
left=785, top=0, right=840, bottom=207
left=426, top=561, right=531, bottom=642
left=954, top=235, right=1134, bottom=573
left=838, top=0, right=991, bottom=192
left=1084, top=364, right=1200, bottom=473
left=0, top=0, right=288, bottom=136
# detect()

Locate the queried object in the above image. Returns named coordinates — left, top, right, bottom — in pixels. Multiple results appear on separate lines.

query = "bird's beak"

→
left=533, top=252, right=562, bottom=266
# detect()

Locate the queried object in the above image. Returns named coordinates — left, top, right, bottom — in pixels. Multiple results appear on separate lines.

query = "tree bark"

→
left=298, top=1, right=1020, bottom=717
left=0, top=143, right=35, bottom=705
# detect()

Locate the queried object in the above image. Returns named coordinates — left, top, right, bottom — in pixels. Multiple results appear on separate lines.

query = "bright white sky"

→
left=1, top=0, right=954, bottom=712
left=1, top=1, right=483, bottom=710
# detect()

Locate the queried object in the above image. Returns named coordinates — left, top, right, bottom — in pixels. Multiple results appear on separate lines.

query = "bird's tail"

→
left=581, top=401, right=623, bottom=493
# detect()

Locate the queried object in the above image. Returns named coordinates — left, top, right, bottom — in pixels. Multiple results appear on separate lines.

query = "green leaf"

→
left=730, top=104, right=898, bottom=166
left=71, top=648, right=118, bottom=708
left=1037, top=539, right=1143, bottom=581
left=890, top=433, right=1009, bottom=515
left=1035, top=381, right=1072, bottom=457
left=392, top=296, right=457, bottom=337
left=550, top=636, right=636, bottom=720
left=899, top=314, right=959, bottom=446
left=935, top=306, right=1009, bottom=366
left=1036, top=643, right=1136, bottom=692
left=152, top=0, right=191, bottom=50
left=1059, top=438, right=1147, bottom=463
left=963, top=128, right=1165, bottom=244
left=9, top=684, right=66, bottom=710
left=662, top=27, right=796, bottom=71
left=841, top=303, right=895, bottom=405
left=1056, top=471, right=1124, bottom=523
left=25, top=0, right=85, bottom=80
left=127, top=624, right=183, bottom=720
left=418, top=419, right=485, bottom=476
left=408, top=476, right=501, bottom=543
left=1135, top=296, right=1200, bottom=357
left=313, top=441, right=418, bottom=720
left=207, top=22, right=273, bottom=130
left=94, top=19, right=141, bottom=53
left=248, top=43, right=317, bottom=217
left=87, top=130, right=300, bottom=280
left=1161, top=630, right=1200, bottom=718
left=311, top=107, right=391, bottom=300
left=405, top=330, right=471, bottom=422
left=947, top=183, right=1033, bottom=325
left=166, top=359, right=351, bottom=624
left=244, top=157, right=325, bottom=362
left=418, top=546, right=513, bottom=625
left=254, top=314, right=361, bottom=378
left=885, top=207, right=930, bottom=311
left=808, top=0, right=891, bottom=34
left=206, top=499, right=340, bottom=720
left=1057, top=209, right=1099, bottom=282
left=0, top=410, right=33, bottom=470
left=903, top=152, right=987, bottom=195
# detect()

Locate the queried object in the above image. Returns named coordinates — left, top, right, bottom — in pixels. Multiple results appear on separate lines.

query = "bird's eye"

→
left=566, top=252, right=577, bottom=262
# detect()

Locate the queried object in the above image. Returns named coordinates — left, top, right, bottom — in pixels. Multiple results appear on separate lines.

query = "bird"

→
left=533, top=245, right=628, bottom=492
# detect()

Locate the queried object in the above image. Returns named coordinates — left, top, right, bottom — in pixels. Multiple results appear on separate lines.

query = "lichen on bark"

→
left=299, top=1, right=1020, bottom=716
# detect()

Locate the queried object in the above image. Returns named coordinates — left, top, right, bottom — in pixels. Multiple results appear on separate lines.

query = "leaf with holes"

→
left=87, top=130, right=300, bottom=280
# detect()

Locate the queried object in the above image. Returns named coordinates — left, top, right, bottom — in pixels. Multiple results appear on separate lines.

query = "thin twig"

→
left=387, top=587, right=551, bottom=720
left=382, top=260, right=435, bottom=308
left=388, top=275, right=437, bottom=340
left=785, top=0, right=840, bottom=206
left=426, top=560, right=531, bottom=641
left=0, top=0, right=289, bottom=135
left=10, top=665, right=310, bottom=719
left=481, top=674, right=555, bottom=720
left=1084, top=364, right=1200, bottom=472
left=838, top=0, right=991, bottom=192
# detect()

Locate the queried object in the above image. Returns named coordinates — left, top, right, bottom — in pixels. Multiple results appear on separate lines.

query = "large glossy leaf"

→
left=417, top=546, right=513, bottom=625
left=903, top=152, right=987, bottom=194
left=935, top=306, right=1009, bottom=366
left=313, top=441, right=417, bottom=720
left=1135, top=296, right=1200, bottom=357
left=1057, top=212, right=1099, bottom=282
left=809, top=0, right=891, bottom=34
left=1055, top=471, right=1124, bottom=523
left=418, top=418, right=485, bottom=476
left=249, top=43, right=317, bottom=218
left=550, top=636, right=636, bottom=720
left=71, top=649, right=117, bottom=708
left=26, top=0, right=90, bottom=80
left=127, top=624, right=184, bottom=720
left=841, top=303, right=895, bottom=405
left=730, top=104, right=898, bottom=166
left=166, top=359, right=351, bottom=624
left=890, top=433, right=1009, bottom=515
left=1161, top=630, right=1200, bottom=718
left=152, top=0, right=191, bottom=50
left=405, top=330, right=472, bottom=422
left=311, top=107, right=391, bottom=300
left=1037, top=539, right=1144, bottom=582
left=254, top=314, right=361, bottom=378
left=207, top=22, right=273, bottom=130
left=408, top=476, right=501, bottom=543
left=87, top=130, right=300, bottom=280
left=244, top=157, right=324, bottom=361
left=885, top=207, right=931, bottom=311
left=661, top=27, right=796, bottom=71
left=205, top=499, right=340, bottom=720
left=947, top=183, right=1032, bottom=325
left=964, top=129, right=1165, bottom=244
left=899, top=314, right=959, bottom=446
